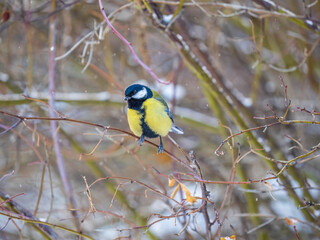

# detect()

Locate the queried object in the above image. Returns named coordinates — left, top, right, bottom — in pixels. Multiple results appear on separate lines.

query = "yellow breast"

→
left=144, top=98, right=172, bottom=137
left=127, top=108, right=143, bottom=137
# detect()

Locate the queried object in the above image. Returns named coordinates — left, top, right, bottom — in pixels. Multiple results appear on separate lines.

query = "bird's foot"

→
left=158, top=137, right=164, bottom=153
left=158, top=137, right=164, bottom=154
left=139, top=135, right=145, bottom=146
left=157, top=145, right=164, bottom=154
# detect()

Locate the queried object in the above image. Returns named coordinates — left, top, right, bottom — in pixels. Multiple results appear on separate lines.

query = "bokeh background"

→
left=0, top=0, right=320, bottom=239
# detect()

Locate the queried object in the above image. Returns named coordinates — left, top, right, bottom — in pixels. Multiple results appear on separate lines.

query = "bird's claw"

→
left=157, top=144, right=164, bottom=154
left=139, top=136, right=145, bottom=146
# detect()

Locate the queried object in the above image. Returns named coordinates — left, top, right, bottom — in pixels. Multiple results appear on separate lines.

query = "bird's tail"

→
left=170, top=125, right=184, bottom=134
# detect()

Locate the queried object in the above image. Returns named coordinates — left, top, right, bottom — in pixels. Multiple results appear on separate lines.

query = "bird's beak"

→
left=124, top=96, right=130, bottom=101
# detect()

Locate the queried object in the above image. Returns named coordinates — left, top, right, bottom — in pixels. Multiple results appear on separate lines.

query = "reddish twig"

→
left=215, top=122, right=280, bottom=156
left=23, top=95, right=63, bottom=117
left=88, top=63, right=124, bottom=91
left=296, top=107, right=320, bottom=122
left=104, top=135, right=167, bottom=193
left=98, top=0, right=171, bottom=85
left=158, top=144, right=320, bottom=184
left=0, top=193, right=25, bottom=207
left=79, top=128, right=108, bottom=160
left=87, top=176, right=184, bottom=206
left=293, top=225, right=300, bottom=240
left=0, top=110, right=194, bottom=172
left=0, top=123, right=45, bottom=164
left=0, top=218, right=11, bottom=231
left=95, top=209, right=137, bottom=227
left=217, top=92, right=295, bottom=156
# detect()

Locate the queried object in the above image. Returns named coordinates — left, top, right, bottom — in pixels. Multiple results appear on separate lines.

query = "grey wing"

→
left=165, top=108, right=175, bottom=123
left=166, top=109, right=184, bottom=134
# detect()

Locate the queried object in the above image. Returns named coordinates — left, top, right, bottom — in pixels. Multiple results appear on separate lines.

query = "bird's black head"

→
left=124, top=84, right=153, bottom=110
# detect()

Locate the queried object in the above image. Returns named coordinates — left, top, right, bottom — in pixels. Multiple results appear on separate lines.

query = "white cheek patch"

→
left=132, top=87, right=147, bottom=99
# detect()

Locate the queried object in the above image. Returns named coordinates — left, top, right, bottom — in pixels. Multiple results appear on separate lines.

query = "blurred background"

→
left=0, top=0, right=320, bottom=239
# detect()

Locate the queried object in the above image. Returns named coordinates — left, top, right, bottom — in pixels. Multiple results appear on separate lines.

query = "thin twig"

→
left=0, top=110, right=195, bottom=172
left=0, top=119, right=22, bottom=136
left=98, top=0, right=171, bottom=85
left=0, top=191, right=63, bottom=240
left=0, top=170, right=14, bottom=183
left=48, top=0, right=80, bottom=231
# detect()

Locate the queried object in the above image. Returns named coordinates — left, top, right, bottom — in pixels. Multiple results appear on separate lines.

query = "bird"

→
left=124, top=84, right=184, bottom=153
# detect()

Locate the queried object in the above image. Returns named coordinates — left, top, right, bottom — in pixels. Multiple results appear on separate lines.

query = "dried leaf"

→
left=168, top=177, right=176, bottom=187
left=180, top=183, right=197, bottom=204
left=264, top=182, right=273, bottom=191
left=221, top=235, right=236, bottom=240
left=171, top=184, right=180, bottom=199
left=285, top=217, right=298, bottom=226
left=264, top=181, right=277, bottom=201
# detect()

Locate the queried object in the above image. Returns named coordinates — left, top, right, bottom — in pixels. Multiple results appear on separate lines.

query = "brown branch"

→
left=0, top=191, right=62, bottom=240
left=0, top=110, right=195, bottom=172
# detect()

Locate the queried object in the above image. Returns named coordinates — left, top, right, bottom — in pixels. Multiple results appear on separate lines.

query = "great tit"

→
left=124, top=84, right=184, bottom=153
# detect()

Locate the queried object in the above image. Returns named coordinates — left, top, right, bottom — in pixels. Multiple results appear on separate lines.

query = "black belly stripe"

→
left=140, top=107, right=159, bottom=138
